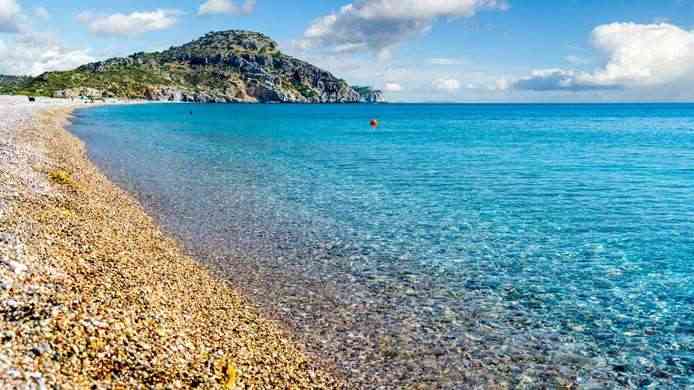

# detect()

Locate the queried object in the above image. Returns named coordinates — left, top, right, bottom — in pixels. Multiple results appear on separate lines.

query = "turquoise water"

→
left=71, top=104, right=694, bottom=388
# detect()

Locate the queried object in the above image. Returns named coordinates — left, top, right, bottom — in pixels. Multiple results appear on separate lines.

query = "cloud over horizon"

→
left=296, top=0, right=507, bottom=57
left=433, top=78, right=461, bottom=91
left=383, top=82, right=403, bottom=92
left=78, top=9, right=181, bottom=36
left=0, top=32, right=94, bottom=76
left=0, top=1, right=94, bottom=76
left=514, top=22, right=694, bottom=92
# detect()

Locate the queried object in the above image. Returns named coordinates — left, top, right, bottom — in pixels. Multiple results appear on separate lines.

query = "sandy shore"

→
left=0, top=96, right=343, bottom=388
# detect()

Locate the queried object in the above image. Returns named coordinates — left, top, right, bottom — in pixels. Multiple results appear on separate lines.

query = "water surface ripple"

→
left=71, top=104, right=694, bottom=389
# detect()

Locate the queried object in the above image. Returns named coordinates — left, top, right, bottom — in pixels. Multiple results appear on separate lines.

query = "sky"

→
left=2, top=0, right=694, bottom=102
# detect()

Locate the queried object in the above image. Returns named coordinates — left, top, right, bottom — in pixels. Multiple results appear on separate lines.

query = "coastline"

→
left=0, top=97, right=343, bottom=388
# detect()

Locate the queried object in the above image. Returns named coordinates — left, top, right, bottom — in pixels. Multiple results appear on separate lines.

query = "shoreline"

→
left=0, top=97, right=343, bottom=388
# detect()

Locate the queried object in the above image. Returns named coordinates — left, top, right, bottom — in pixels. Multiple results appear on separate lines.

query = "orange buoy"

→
left=370, top=119, right=379, bottom=128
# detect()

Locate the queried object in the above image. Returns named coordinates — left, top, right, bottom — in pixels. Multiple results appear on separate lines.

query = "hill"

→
left=10, top=31, right=382, bottom=103
left=0, top=75, right=33, bottom=94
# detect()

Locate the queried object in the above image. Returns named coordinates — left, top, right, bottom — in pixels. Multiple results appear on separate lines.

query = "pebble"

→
left=0, top=96, right=344, bottom=389
left=29, top=372, right=47, bottom=390
left=31, top=343, right=52, bottom=356
left=0, top=257, right=28, bottom=275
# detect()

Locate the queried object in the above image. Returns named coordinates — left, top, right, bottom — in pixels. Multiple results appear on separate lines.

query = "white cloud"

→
left=0, top=33, right=94, bottom=76
left=513, top=68, right=618, bottom=91
left=564, top=55, right=589, bottom=65
left=297, top=0, right=507, bottom=56
left=282, top=39, right=506, bottom=101
left=383, top=82, right=403, bottom=92
left=0, top=3, right=94, bottom=76
left=433, top=78, right=461, bottom=91
left=0, top=0, right=21, bottom=32
left=198, top=0, right=255, bottom=16
left=514, top=22, right=694, bottom=91
left=429, top=57, right=465, bottom=65
left=241, top=0, right=256, bottom=14
left=78, top=9, right=180, bottom=36
left=33, top=6, right=49, bottom=20
left=493, top=78, right=510, bottom=91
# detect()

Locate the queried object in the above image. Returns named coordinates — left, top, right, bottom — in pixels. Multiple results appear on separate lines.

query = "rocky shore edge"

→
left=0, top=98, right=344, bottom=388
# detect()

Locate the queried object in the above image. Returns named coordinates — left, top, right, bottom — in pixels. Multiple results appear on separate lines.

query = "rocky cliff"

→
left=354, top=86, right=385, bottom=103
left=16, top=30, right=374, bottom=104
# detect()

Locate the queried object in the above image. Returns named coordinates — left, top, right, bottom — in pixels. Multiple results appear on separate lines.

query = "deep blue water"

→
left=71, top=104, right=694, bottom=388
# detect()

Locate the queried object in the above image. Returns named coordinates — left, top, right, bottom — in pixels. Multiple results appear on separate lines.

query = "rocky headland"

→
left=1, top=31, right=383, bottom=104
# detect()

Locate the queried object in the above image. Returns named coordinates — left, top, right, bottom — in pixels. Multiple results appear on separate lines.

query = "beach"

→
left=2, top=2, right=692, bottom=387
left=0, top=96, right=343, bottom=389
left=4, top=98, right=692, bottom=389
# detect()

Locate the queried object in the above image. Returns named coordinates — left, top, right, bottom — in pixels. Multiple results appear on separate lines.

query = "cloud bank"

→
left=297, top=0, right=507, bottom=56
left=0, top=1, right=92, bottom=76
left=433, top=78, right=461, bottom=91
left=514, top=22, right=694, bottom=91
left=198, top=0, right=256, bottom=16
left=383, top=82, right=403, bottom=92
left=78, top=9, right=180, bottom=36
left=0, top=33, right=94, bottom=76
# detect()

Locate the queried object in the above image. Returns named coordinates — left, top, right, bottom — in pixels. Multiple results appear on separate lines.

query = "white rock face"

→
left=53, top=87, right=104, bottom=99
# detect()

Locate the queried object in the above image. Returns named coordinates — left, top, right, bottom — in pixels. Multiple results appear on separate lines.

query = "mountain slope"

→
left=0, top=75, right=32, bottom=94
left=16, top=31, right=373, bottom=103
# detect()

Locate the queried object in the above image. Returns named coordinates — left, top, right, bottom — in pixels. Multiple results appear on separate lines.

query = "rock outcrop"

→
left=20, top=30, right=370, bottom=104
left=53, top=88, right=104, bottom=99
left=354, top=86, right=385, bottom=103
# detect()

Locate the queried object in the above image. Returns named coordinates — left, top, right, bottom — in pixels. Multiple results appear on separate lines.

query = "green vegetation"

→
left=2, top=30, right=363, bottom=103
left=294, top=83, right=319, bottom=99
left=48, top=169, right=78, bottom=190
left=353, top=86, right=374, bottom=96
left=0, top=75, right=32, bottom=95
left=18, top=66, right=173, bottom=98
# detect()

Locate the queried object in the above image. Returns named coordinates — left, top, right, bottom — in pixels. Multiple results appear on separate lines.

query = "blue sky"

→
left=2, top=0, right=694, bottom=102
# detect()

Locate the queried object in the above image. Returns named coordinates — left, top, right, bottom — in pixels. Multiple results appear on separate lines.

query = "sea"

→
left=70, top=103, right=694, bottom=389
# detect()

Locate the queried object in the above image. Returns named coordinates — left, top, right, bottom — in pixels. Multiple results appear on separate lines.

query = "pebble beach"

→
left=0, top=96, right=343, bottom=389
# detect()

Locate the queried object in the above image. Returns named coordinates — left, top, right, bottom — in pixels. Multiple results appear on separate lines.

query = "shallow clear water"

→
left=71, top=104, right=694, bottom=388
